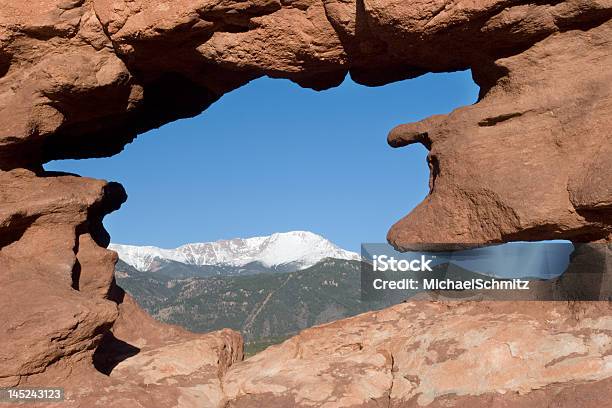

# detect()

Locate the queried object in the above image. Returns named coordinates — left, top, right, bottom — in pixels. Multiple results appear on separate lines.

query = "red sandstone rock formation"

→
left=0, top=169, right=243, bottom=407
left=223, top=300, right=612, bottom=407
left=1, top=0, right=610, bottom=243
left=0, top=0, right=610, bottom=407
left=387, top=19, right=612, bottom=248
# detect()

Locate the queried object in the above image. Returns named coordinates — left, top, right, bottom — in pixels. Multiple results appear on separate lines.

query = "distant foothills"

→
left=112, top=231, right=390, bottom=355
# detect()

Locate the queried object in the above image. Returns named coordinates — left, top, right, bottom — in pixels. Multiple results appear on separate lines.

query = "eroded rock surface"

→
left=387, top=19, right=612, bottom=248
left=223, top=300, right=612, bottom=407
left=0, top=170, right=243, bottom=407
left=0, top=0, right=610, bottom=243
left=0, top=169, right=121, bottom=386
left=0, top=0, right=611, bottom=407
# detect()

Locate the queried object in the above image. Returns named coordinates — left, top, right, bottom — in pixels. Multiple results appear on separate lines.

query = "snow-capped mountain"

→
left=109, top=231, right=360, bottom=272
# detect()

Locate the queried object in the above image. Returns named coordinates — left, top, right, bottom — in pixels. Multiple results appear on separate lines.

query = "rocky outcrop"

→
left=387, top=20, right=612, bottom=248
left=222, top=300, right=612, bottom=407
left=0, top=0, right=611, bottom=407
left=78, top=291, right=243, bottom=408
left=0, top=0, right=610, bottom=243
left=0, top=169, right=121, bottom=386
left=0, top=169, right=243, bottom=407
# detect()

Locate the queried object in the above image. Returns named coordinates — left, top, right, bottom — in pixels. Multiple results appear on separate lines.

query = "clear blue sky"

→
left=45, top=71, right=478, bottom=251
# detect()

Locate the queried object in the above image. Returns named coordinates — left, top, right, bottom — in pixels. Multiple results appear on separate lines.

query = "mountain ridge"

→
left=110, top=231, right=360, bottom=272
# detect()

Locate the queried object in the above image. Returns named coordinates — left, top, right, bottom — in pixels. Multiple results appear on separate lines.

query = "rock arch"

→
left=0, top=1, right=610, bottom=406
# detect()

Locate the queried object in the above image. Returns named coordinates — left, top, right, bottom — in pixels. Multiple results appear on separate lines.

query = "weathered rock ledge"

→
left=223, top=300, right=612, bottom=408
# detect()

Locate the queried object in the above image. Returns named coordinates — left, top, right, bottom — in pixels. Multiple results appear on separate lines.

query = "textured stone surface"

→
left=0, top=0, right=611, bottom=407
left=223, top=300, right=612, bottom=407
left=387, top=20, right=612, bottom=248
left=0, top=169, right=121, bottom=387
left=0, top=170, right=243, bottom=407
left=0, top=0, right=610, bottom=243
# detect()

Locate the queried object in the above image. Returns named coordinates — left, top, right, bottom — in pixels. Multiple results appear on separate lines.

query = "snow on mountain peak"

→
left=109, top=231, right=360, bottom=272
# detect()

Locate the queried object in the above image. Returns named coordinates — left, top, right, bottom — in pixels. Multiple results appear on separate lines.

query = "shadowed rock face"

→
left=0, top=1, right=611, bottom=407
